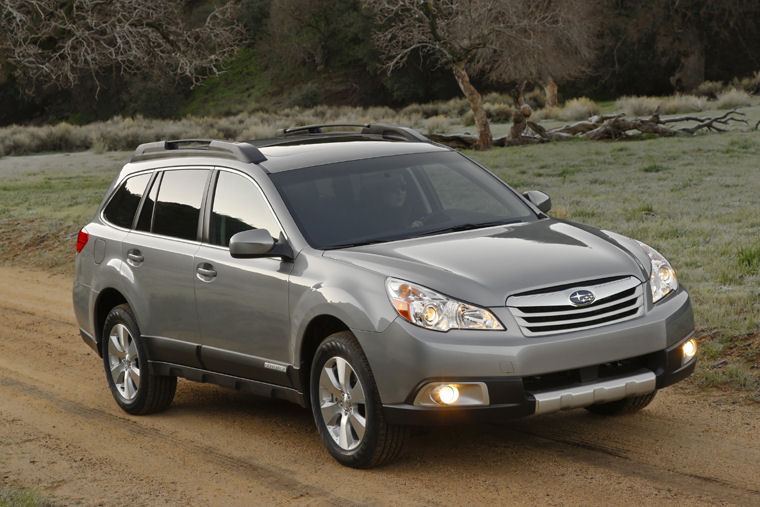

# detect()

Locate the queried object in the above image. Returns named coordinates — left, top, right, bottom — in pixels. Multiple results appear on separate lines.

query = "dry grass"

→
left=715, top=88, right=753, bottom=109
left=615, top=96, right=662, bottom=116
left=1, top=82, right=757, bottom=159
left=557, top=97, right=600, bottom=121
left=423, top=115, right=452, bottom=134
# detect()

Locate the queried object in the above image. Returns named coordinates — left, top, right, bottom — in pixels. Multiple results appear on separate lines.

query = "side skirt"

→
left=149, top=361, right=306, bottom=407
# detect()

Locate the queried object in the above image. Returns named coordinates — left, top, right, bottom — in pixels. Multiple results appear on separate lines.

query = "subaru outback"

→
left=73, top=123, right=696, bottom=468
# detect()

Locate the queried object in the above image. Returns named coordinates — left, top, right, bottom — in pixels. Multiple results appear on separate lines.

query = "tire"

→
left=585, top=390, right=657, bottom=416
left=310, top=331, right=408, bottom=468
left=102, top=304, right=176, bottom=415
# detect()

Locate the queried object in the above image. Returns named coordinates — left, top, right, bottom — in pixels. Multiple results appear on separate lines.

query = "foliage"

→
left=557, top=97, right=600, bottom=121
left=0, top=486, right=55, bottom=507
left=0, top=0, right=244, bottom=92
left=365, top=0, right=598, bottom=147
left=715, top=88, right=753, bottom=109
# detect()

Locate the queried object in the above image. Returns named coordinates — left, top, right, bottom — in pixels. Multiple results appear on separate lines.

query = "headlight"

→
left=636, top=241, right=678, bottom=303
left=385, top=278, right=504, bottom=331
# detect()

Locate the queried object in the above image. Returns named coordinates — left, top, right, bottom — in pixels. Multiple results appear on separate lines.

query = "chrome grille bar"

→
left=507, top=276, right=645, bottom=336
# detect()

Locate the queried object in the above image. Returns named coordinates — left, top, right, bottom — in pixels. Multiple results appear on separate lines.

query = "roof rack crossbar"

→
left=281, top=122, right=430, bottom=143
left=282, top=123, right=371, bottom=135
left=131, top=139, right=267, bottom=164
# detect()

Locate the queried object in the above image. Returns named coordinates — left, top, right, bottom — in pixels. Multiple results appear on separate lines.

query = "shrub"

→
left=615, top=96, right=660, bottom=116
left=731, top=71, right=760, bottom=94
left=660, top=94, right=707, bottom=114
left=694, top=80, right=725, bottom=98
left=558, top=97, right=600, bottom=121
left=241, top=123, right=278, bottom=140
left=423, top=115, right=451, bottom=134
left=715, top=88, right=752, bottom=109
left=485, top=103, right=513, bottom=123
left=532, top=106, right=560, bottom=121
left=524, top=87, right=546, bottom=110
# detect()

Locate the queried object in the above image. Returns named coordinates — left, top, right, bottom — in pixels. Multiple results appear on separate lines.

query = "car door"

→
left=121, top=168, right=210, bottom=367
left=194, top=169, right=294, bottom=385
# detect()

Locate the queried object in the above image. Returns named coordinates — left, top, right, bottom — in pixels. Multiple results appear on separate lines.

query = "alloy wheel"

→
left=318, top=356, right=367, bottom=451
left=107, top=323, right=141, bottom=401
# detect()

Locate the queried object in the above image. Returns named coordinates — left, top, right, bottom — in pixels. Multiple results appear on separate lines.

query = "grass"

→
left=466, top=106, right=760, bottom=398
left=0, top=98, right=758, bottom=398
left=0, top=487, right=55, bottom=507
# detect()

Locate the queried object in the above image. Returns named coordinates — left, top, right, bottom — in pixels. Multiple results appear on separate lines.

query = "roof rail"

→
left=131, top=139, right=267, bottom=164
left=281, top=123, right=431, bottom=143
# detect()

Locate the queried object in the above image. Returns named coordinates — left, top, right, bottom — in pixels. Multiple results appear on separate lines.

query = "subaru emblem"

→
left=569, top=289, right=595, bottom=307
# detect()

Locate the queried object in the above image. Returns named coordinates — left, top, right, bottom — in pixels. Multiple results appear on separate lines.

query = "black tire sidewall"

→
left=101, top=304, right=151, bottom=414
left=310, top=332, right=385, bottom=468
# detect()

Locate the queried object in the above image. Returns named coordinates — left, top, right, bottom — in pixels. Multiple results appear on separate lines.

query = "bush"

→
left=558, top=97, right=600, bottom=121
left=531, top=106, right=560, bottom=121
left=660, top=94, right=706, bottom=114
left=485, top=103, right=513, bottom=123
left=523, top=88, right=546, bottom=110
left=615, top=96, right=660, bottom=116
left=694, top=80, right=725, bottom=98
left=731, top=71, right=760, bottom=95
left=423, top=115, right=451, bottom=134
left=715, top=88, right=752, bottom=109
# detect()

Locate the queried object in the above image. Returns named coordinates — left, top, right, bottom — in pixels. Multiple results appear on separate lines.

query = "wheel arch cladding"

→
left=94, top=288, right=130, bottom=354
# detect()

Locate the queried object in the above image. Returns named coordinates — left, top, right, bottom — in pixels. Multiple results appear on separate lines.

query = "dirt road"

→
left=1, top=266, right=759, bottom=506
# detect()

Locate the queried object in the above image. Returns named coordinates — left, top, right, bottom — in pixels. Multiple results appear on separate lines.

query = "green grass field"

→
left=0, top=107, right=758, bottom=399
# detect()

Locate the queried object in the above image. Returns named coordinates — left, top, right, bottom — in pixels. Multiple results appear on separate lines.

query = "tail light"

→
left=76, top=228, right=89, bottom=253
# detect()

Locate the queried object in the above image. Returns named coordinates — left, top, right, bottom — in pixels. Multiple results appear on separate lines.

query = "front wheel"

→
left=102, top=304, right=176, bottom=415
left=585, top=391, right=657, bottom=416
left=310, top=331, right=408, bottom=468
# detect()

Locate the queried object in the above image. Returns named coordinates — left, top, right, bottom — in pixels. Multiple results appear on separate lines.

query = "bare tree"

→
left=0, top=0, right=245, bottom=95
left=366, top=0, right=597, bottom=148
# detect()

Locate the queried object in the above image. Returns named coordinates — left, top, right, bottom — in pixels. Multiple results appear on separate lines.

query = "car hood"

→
left=323, top=219, right=648, bottom=307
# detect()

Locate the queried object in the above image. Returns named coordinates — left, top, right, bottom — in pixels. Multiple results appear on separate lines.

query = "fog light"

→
left=413, top=382, right=490, bottom=407
left=433, top=384, right=460, bottom=405
left=682, top=338, right=697, bottom=364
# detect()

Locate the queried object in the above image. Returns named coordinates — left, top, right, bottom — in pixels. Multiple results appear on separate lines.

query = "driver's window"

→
left=209, top=171, right=282, bottom=247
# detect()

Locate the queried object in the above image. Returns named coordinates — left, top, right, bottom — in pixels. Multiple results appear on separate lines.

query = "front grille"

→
left=507, top=276, right=644, bottom=336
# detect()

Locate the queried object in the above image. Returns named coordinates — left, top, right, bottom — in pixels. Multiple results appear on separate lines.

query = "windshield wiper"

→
left=323, top=239, right=386, bottom=250
left=418, top=219, right=521, bottom=237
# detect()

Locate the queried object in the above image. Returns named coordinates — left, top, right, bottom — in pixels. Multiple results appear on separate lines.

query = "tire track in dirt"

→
left=2, top=265, right=760, bottom=506
left=508, top=427, right=760, bottom=504
left=0, top=370, right=354, bottom=505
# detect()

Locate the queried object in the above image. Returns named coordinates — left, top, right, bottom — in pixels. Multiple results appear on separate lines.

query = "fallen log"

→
left=429, top=109, right=749, bottom=149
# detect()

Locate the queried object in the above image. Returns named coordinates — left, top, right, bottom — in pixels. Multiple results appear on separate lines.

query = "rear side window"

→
left=152, top=169, right=208, bottom=241
left=209, top=171, right=282, bottom=247
left=103, top=173, right=151, bottom=229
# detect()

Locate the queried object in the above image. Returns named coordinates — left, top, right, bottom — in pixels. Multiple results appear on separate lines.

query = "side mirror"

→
left=523, top=190, right=552, bottom=213
left=229, top=229, right=293, bottom=260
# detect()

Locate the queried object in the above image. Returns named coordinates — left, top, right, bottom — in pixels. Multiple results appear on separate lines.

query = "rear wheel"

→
left=585, top=391, right=657, bottom=416
left=102, top=304, right=176, bottom=415
left=310, top=331, right=408, bottom=468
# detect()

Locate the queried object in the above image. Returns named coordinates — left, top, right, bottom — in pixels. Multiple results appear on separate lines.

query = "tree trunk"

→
left=544, top=76, right=558, bottom=108
left=451, top=63, right=492, bottom=149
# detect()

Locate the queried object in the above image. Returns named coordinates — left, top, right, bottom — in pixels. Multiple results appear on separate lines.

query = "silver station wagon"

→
left=73, top=124, right=696, bottom=468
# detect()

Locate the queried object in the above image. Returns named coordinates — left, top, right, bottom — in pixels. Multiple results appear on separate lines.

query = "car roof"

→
left=124, top=124, right=453, bottom=176
left=257, top=140, right=451, bottom=173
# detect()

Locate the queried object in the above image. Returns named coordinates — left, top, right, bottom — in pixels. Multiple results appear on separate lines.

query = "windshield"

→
left=270, top=151, right=537, bottom=249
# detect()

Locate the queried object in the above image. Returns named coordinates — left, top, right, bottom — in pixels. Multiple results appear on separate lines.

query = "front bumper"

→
left=351, top=286, right=695, bottom=425
left=383, top=333, right=696, bottom=425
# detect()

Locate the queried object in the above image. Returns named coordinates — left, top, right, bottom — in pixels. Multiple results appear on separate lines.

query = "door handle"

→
left=127, top=249, right=144, bottom=265
left=196, top=263, right=217, bottom=280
